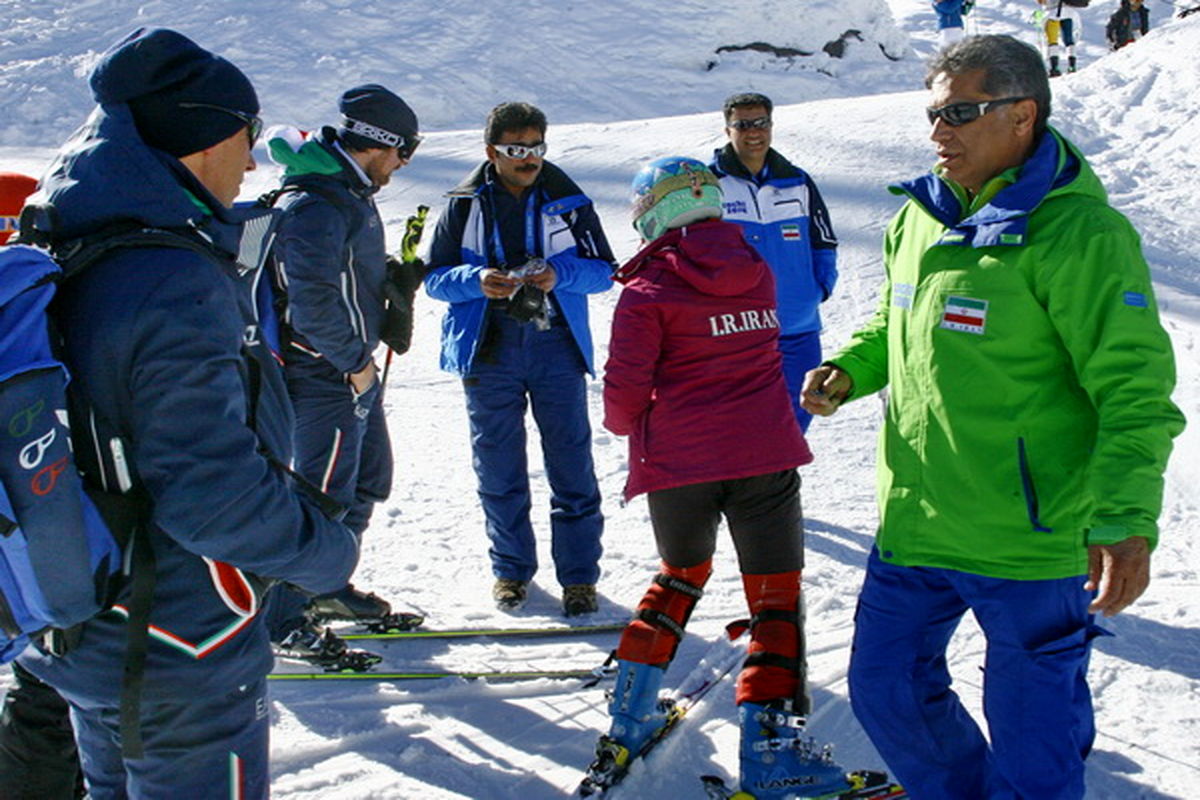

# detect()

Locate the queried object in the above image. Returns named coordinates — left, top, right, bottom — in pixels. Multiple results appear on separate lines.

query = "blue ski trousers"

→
left=65, top=678, right=268, bottom=799
left=264, top=358, right=393, bottom=637
left=463, top=313, right=603, bottom=587
left=778, top=331, right=821, bottom=433
left=848, top=548, right=1101, bottom=800
left=287, top=359, right=393, bottom=538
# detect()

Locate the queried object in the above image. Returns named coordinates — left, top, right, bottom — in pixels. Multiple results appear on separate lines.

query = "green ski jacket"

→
left=831, top=128, right=1185, bottom=580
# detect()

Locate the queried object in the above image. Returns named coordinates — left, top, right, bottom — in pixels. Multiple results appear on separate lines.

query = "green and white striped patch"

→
left=940, top=295, right=988, bottom=334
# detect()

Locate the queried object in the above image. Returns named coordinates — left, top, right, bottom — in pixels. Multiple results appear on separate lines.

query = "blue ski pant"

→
left=463, top=314, right=603, bottom=587
left=264, top=358, right=393, bottom=636
left=287, top=359, right=393, bottom=538
left=64, top=678, right=268, bottom=800
left=779, top=331, right=821, bottom=433
left=848, top=548, right=1101, bottom=800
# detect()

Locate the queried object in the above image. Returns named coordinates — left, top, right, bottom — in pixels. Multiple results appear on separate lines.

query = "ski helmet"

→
left=630, top=156, right=722, bottom=241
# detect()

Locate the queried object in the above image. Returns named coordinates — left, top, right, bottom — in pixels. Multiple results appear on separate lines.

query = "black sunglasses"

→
left=926, top=97, right=1029, bottom=127
left=397, top=133, right=422, bottom=161
left=729, top=116, right=772, bottom=131
left=178, top=102, right=263, bottom=146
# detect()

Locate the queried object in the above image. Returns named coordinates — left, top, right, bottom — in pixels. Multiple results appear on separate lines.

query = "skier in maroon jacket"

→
left=591, top=157, right=854, bottom=798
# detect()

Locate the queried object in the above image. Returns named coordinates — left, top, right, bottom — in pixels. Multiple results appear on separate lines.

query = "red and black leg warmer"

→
left=734, top=571, right=811, bottom=713
left=615, top=559, right=711, bottom=668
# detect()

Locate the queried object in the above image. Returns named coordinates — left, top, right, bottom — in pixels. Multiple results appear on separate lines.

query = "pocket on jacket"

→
left=1017, top=437, right=1053, bottom=533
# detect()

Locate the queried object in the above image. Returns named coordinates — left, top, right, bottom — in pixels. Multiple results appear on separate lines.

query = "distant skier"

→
left=595, top=156, right=854, bottom=798
left=1036, top=0, right=1088, bottom=75
left=932, top=0, right=974, bottom=48
left=1107, top=0, right=1150, bottom=49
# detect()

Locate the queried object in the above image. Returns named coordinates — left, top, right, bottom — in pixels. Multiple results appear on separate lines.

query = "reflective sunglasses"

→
left=728, top=116, right=772, bottom=131
left=178, top=102, right=263, bottom=146
left=925, top=96, right=1029, bottom=127
left=492, top=141, right=548, bottom=160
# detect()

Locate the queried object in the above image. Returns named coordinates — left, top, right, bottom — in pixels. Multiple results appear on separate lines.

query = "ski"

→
left=357, top=611, right=426, bottom=634
left=268, top=664, right=614, bottom=683
left=341, top=621, right=627, bottom=641
left=700, top=771, right=908, bottom=799
left=578, top=628, right=748, bottom=797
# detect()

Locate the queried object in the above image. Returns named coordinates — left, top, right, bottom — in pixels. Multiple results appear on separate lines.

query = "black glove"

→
left=381, top=255, right=426, bottom=355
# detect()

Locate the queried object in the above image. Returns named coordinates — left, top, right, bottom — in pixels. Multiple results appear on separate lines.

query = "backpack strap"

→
left=259, top=182, right=363, bottom=351
left=117, top=519, right=155, bottom=759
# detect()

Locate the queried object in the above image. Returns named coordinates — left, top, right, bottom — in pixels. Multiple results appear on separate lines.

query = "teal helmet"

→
left=630, top=156, right=723, bottom=241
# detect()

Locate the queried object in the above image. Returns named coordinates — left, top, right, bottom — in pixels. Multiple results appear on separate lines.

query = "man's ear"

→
left=1011, top=98, right=1039, bottom=137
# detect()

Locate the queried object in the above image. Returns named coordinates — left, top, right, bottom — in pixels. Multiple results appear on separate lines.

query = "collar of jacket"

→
left=711, top=144, right=804, bottom=185
left=321, top=127, right=380, bottom=197
left=446, top=159, right=589, bottom=213
left=888, top=126, right=1081, bottom=248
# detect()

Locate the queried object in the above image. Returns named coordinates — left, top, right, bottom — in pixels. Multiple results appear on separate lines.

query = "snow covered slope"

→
left=1, top=1, right=1196, bottom=797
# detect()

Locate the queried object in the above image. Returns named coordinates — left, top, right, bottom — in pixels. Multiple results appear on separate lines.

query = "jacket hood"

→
left=890, top=126, right=1106, bottom=249
left=31, top=102, right=248, bottom=252
left=618, top=218, right=768, bottom=297
left=266, top=126, right=373, bottom=194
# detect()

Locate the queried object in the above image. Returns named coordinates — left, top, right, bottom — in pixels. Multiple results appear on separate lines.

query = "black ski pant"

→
left=0, top=660, right=84, bottom=799
left=645, top=469, right=804, bottom=574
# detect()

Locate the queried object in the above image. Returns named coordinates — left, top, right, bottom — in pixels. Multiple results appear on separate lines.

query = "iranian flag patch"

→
left=780, top=223, right=801, bottom=241
left=940, top=295, right=988, bottom=335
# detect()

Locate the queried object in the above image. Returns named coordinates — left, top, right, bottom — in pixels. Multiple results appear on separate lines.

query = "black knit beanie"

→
left=90, top=28, right=259, bottom=157
left=338, top=84, right=419, bottom=151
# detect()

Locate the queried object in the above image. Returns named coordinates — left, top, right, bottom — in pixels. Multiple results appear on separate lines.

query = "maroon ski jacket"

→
left=603, top=219, right=812, bottom=500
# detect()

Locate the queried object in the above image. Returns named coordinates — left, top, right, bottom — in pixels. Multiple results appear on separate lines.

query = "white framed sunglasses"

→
left=492, top=141, right=548, bottom=160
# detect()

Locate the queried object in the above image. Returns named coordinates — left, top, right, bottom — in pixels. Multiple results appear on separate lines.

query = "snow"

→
left=2, top=1, right=1197, bottom=798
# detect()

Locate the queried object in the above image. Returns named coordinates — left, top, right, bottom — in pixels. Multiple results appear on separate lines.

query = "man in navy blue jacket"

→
left=711, top=93, right=839, bottom=432
left=425, top=102, right=614, bottom=616
left=266, top=85, right=421, bottom=633
left=16, top=29, right=359, bottom=799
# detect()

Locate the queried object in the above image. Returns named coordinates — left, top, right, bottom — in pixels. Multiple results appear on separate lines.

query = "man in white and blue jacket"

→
left=16, top=29, right=359, bottom=799
left=425, top=102, right=614, bottom=617
left=711, top=92, right=839, bottom=432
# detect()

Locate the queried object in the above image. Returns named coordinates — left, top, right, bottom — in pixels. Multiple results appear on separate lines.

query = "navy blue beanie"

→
left=90, top=28, right=259, bottom=157
left=338, top=84, right=419, bottom=151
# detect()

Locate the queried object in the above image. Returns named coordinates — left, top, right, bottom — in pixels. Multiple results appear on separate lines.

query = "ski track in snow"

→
left=1, top=1, right=1197, bottom=798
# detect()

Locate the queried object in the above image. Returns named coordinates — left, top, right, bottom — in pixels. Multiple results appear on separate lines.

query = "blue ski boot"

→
left=607, top=659, right=669, bottom=753
left=582, top=660, right=671, bottom=794
left=738, top=701, right=853, bottom=799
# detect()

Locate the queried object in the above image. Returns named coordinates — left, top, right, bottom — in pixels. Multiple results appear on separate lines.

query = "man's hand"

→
left=348, top=360, right=377, bottom=396
left=800, top=365, right=853, bottom=416
left=1086, top=536, right=1151, bottom=617
left=480, top=268, right=521, bottom=299
left=523, top=262, right=557, bottom=293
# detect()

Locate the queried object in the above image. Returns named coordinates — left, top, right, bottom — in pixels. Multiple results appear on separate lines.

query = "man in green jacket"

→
left=802, top=35, right=1184, bottom=800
